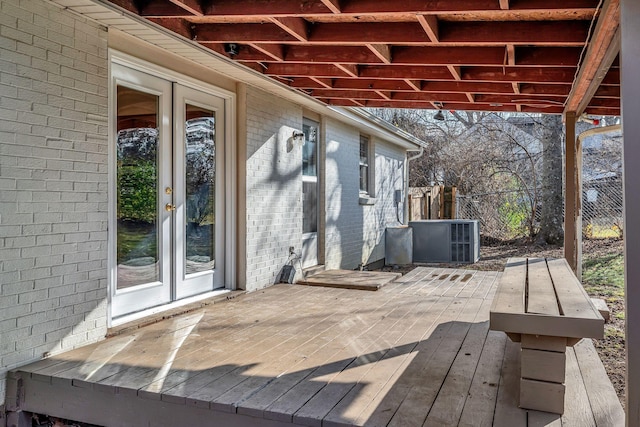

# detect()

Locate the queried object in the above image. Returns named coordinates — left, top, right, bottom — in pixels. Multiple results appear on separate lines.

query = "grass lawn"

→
left=583, top=252, right=624, bottom=298
left=581, top=239, right=625, bottom=407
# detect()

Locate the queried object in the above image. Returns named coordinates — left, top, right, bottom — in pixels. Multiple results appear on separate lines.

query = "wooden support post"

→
left=564, top=111, right=580, bottom=277
left=621, top=0, right=640, bottom=424
left=519, top=334, right=568, bottom=414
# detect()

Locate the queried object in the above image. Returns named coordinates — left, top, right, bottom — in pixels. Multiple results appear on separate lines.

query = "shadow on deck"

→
left=8, top=268, right=624, bottom=426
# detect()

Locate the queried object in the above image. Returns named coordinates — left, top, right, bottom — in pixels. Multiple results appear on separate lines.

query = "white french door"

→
left=110, top=63, right=225, bottom=319
left=174, top=84, right=225, bottom=299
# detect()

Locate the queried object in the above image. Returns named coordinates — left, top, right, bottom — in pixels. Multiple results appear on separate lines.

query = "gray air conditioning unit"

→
left=409, top=220, right=480, bottom=263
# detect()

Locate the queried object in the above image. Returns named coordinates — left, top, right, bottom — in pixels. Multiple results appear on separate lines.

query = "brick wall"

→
left=244, top=88, right=303, bottom=291
left=324, top=118, right=406, bottom=270
left=0, top=0, right=109, bottom=404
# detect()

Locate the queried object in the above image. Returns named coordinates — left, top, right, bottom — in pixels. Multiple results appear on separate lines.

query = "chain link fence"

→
left=583, top=178, right=623, bottom=239
left=456, top=179, right=623, bottom=241
left=456, top=189, right=539, bottom=240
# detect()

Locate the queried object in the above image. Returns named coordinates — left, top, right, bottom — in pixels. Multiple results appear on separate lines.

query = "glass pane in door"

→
left=184, top=104, right=216, bottom=275
left=116, top=86, right=160, bottom=289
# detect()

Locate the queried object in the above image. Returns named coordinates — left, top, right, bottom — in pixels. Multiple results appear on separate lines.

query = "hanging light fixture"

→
left=433, top=110, right=445, bottom=121
left=292, top=130, right=305, bottom=147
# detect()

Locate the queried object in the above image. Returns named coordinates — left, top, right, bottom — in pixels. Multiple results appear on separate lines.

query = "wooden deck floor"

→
left=12, top=268, right=623, bottom=427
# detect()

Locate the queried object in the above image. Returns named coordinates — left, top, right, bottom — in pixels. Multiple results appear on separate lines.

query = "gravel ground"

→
left=381, top=237, right=626, bottom=408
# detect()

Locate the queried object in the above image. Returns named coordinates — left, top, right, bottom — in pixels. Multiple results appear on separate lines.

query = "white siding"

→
left=0, top=0, right=109, bottom=404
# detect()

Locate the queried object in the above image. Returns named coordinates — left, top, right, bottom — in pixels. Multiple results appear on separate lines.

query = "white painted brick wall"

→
left=0, top=0, right=108, bottom=405
left=324, top=118, right=405, bottom=270
left=244, top=88, right=303, bottom=291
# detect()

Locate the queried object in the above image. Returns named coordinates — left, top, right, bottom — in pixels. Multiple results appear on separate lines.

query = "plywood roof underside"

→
left=106, top=0, right=620, bottom=116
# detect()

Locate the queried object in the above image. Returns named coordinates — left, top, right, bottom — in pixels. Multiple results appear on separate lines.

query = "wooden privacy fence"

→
left=408, top=186, right=456, bottom=221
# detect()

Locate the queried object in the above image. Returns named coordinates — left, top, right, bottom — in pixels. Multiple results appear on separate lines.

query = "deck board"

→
left=13, top=267, right=623, bottom=427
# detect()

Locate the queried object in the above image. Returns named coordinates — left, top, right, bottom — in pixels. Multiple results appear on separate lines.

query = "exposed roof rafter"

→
left=107, top=0, right=619, bottom=115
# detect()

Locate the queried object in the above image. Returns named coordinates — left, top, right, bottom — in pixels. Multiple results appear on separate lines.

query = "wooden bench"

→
left=490, top=257, right=604, bottom=414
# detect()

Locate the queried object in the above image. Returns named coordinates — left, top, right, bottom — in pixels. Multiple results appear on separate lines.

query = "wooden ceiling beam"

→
left=198, top=44, right=583, bottom=68
left=168, top=0, right=203, bottom=16
left=325, top=98, right=366, bottom=107
left=147, top=17, right=193, bottom=39
left=192, top=23, right=296, bottom=42
left=309, top=77, right=333, bottom=89
left=500, top=0, right=510, bottom=10
left=320, top=0, right=341, bottom=13
left=462, top=66, right=577, bottom=83
left=375, top=90, right=392, bottom=100
left=587, top=97, right=621, bottom=108
left=291, top=79, right=564, bottom=100
left=310, top=22, right=430, bottom=44
left=405, top=79, right=422, bottom=91
left=307, top=89, right=384, bottom=100
left=393, top=46, right=506, bottom=66
left=584, top=106, right=620, bottom=116
left=195, top=0, right=597, bottom=17
left=475, top=93, right=567, bottom=105
left=564, top=0, right=620, bottom=115
left=289, top=77, right=331, bottom=89
left=367, top=44, right=392, bottom=64
left=270, top=17, right=310, bottom=42
left=358, top=65, right=457, bottom=80
left=285, top=46, right=383, bottom=64
left=421, top=81, right=515, bottom=94
left=520, top=83, right=572, bottom=95
left=516, top=47, right=583, bottom=66
left=448, top=66, right=462, bottom=80
left=203, top=43, right=272, bottom=61
left=139, top=0, right=199, bottom=16
left=392, top=92, right=473, bottom=103
left=186, top=21, right=588, bottom=46
left=594, top=85, right=620, bottom=98
left=512, top=82, right=520, bottom=94
left=249, top=43, right=285, bottom=61
left=416, top=15, right=439, bottom=42
left=332, top=79, right=414, bottom=91
left=334, top=63, right=359, bottom=77
left=263, top=63, right=351, bottom=77
left=466, top=93, right=476, bottom=103
left=506, top=45, right=516, bottom=66
left=438, top=21, right=589, bottom=45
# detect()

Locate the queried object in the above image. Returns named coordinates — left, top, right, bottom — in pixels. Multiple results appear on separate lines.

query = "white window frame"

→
left=359, top=135, right=376, bottom=205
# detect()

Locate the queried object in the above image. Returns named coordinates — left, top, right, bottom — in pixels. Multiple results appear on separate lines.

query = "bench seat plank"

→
left=489, top=257, right=527, bottom=315
left=490, top=257, right=604, bottom=340
left=547, top=258, right=604, bottom=321
left=490, top=256, right=605, bottom=414
left=490, top=311, right=604, bottom=339
left=526, top=258, right=560, bottom=316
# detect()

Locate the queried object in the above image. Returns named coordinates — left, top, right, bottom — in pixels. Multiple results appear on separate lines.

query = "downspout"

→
left=577, top=123, right=621, bottom=143
left=404, top=147, right=425, bottom=225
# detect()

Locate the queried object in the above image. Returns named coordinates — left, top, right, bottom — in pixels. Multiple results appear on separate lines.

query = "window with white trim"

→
left=359, top=135, right=373, bottom=197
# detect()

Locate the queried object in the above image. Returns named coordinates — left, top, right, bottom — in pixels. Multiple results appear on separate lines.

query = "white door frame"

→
left=302, top=118, right=320, bottom=268
left=108, top=51, right=236, bottom=326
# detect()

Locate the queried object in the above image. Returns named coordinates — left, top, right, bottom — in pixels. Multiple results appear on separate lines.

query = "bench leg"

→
left=518, top=335, right=567, bottom=414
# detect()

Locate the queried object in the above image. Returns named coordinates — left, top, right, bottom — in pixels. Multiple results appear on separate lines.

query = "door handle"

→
left=165, top=203, right=176, bottom=212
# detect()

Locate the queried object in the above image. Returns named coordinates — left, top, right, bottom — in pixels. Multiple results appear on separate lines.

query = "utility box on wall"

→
left=409, top=220, right=480, bottom=263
